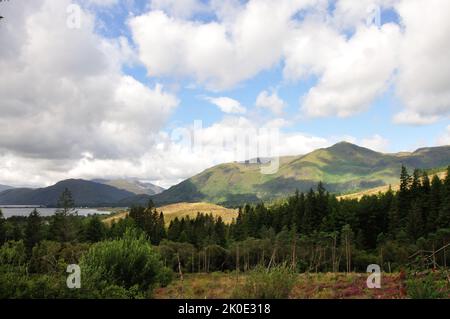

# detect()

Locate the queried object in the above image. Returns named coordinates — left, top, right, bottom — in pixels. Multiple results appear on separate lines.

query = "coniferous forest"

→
left=1, top=166, right=450, bottom=298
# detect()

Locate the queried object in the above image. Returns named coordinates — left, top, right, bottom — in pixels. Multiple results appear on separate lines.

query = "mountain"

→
left=0, top=179, right=135, bottom=207
left=92, top=178, right=164, bottom=195
left=0, top=184, right=14, bottom=193
left=151, top=142, right=450, bottom=206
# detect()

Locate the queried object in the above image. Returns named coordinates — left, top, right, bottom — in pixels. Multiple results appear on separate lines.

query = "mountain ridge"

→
left=0, top=179, right=134, bottom=207
left=92, top=178, right=165, bottom=196
left=0, top=184, right=13, bottom=193
left=150, top=141, right=450, bottom=206
left=1, top=142, right=449, bottom=207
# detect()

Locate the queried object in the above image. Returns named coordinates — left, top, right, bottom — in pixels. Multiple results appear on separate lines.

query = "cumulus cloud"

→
left=150, top=0, right=207, bottom=19
left=393, top=0, right=450, bottom=124
left=393, top=111, right=440, bottom=126
left=0, top=115, right=332, bottom=188
left=128, top=0, right=450, bottom=123
left=360, top=134, right=390, bottom=152
left=294, top=23, right=400, bottom=118
left=129, top=0, right=321, bottom=90
left=256, top=91, right=286, bottom=115
left=84, top=0, right=119, bottom=7
left=437, top=125, right=450, bottom=146
left=0, top=0, right=178, bottom=183
left=205, top=96, right=246, bottom=114
left=1, top=0, right=448, bottom=188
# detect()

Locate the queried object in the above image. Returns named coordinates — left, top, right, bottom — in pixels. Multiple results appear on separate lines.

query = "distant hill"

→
left=0, top=179, right=135, bottom=207
left=92, top=178, right=164, bottom=195
left=338, top=170, right=448, bottom=201
left=2, top=142, right=449, bottom=207
left=0, top=184, right=14, bottom=193
left=151, top=142, right=450, bottom=206
left=103, top=202, right=238, bottom=226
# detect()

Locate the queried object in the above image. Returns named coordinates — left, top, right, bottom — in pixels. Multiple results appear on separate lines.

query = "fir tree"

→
left=49, top=188, right=78, bottom=242
left=438, top=166, right=450, bottom=228
left=25, top=209, right=43, bottom=252
left=0, top=209, right=6, bottom=245
left=85, top=216, right=106, bottom=242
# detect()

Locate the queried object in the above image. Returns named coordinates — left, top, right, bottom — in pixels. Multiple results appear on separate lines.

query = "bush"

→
left=0, top=241, right=27, bottom=267
left=80, top=228, right=173, bottom=297
left=233, top=263, right=297, bottom=299
left=29, top=241, right=90, bottom=274
left=406, top=272, right=448, bottom=299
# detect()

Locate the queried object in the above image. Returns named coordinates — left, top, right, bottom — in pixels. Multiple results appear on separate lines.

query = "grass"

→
left=102, top=202, right=238, bottom=226
left=154, top=272, right=411, bottom=299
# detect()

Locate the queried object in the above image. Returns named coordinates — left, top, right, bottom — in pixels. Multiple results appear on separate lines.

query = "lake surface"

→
left=0, top=206, right=113, bottom=218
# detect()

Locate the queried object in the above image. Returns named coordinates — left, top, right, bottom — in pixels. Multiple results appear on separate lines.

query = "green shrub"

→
left=233, top=263, right=297, bottom=299
left=0, top=241, right=27, bottom=267
left=29, top=241, right=90, bottom=274
left=406, top=273, right=448, bottom=299
left=80, top=228, right=173, bottom=297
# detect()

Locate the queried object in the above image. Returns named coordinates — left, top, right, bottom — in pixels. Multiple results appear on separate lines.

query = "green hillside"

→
left=92, top=178, right=165, bottom=195
left=152, top=142, right=450, bottom=206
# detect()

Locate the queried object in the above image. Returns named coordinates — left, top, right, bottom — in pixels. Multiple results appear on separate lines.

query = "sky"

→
left=0, top=0, right=449, bottom=189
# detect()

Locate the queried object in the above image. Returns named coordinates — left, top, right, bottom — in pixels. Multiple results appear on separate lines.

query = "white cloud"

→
left=0, top=116, right=331, bottom=188
left=129, top=0, right=321, bottom=90
left=360, top=134, right=390, bottom=152
left=2, top=0, right=449, bottom=188
left=256, top=91, right=286, bottom=115
left=393, top=111, right=440, bottom=126
left=292, top=22, right=400, bottom=118
left=0, top=0, right=178, bottom=184
left=84, top=0, right=118, bottom=7
left=205, top=96, right=246, bottom=114
left=128, top=0, right=450, bottom=123
left=393, top=0, right=450, bottom=124
left=150, top=0, right=207, bottom=18
left=437, top=125, right=450, bottom=146
left=331, top=0, right=400, bottom=30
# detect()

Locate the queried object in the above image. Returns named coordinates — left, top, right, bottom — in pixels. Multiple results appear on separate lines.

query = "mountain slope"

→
left=0, top=184, right=14, bottom=193
left=0, top=179, right=135, bottom=206
left=92, top=178, right=164, bottom=195
left=337, top=170, right=448, bottom=200
left=152, top=142, right=450, bottom=206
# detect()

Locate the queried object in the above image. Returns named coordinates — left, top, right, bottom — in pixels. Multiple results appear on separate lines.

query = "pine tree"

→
left=85, top=216, right=106, bottom=242
left=315, top=182, right=329, bottom=230
left=410, top=169, right=421, bottom=197
left=232, top=208, right=246, bottom=240
left=25, top=209, right=43, bottom=252
left=50, top=188, right=78, bottom=242
left=438, top=166, right=450, bottom=228
left=302, top=188, right=316, bottom=234
left=168, top=217, right=182, bottom=242
left=427, top=175, right=442, bottom=233
left=57, top=187, right=76, bottom=216
left=397, top=165, right=412, bottom=226
left=214, top=217, right=227, bottom=247
left=0, top=209, right=6, bottom=245
left=407, top=200, right=424, bottom=241
left=156, top=212, right=167, bottom=243
left=421, top=172, right=431, bottom=194
left=419, top=172, right=431, bottom=232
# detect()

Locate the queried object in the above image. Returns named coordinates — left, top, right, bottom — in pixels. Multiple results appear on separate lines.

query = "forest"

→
left=1, top=166, right=450, bottom=298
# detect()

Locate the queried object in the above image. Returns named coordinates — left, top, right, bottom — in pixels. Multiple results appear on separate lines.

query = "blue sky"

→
left=89, top=0, right=448, bottom=153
